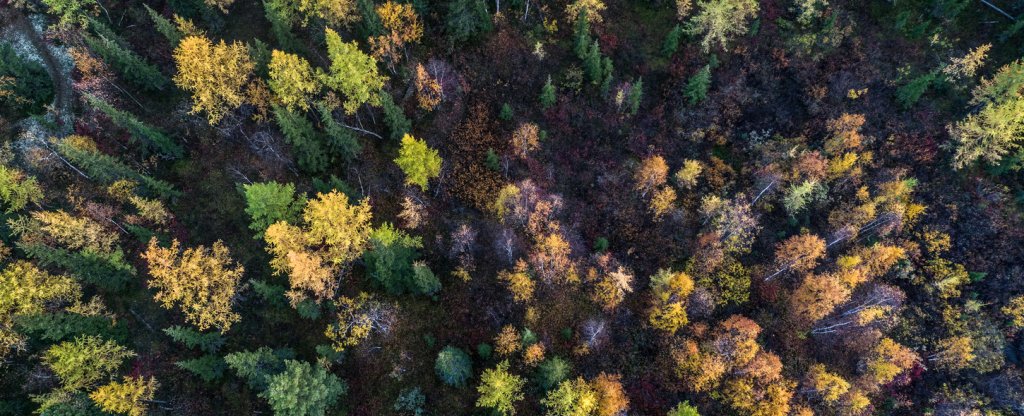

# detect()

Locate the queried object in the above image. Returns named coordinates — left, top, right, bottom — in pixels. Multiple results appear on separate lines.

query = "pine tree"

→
left=175, top=354, right=226, bottom=382
left=260, top=360, right=347, bottom=416
left=445, top=0, right=493, bottom=45
left=626, top=78, right=643, bottom=115
left=85, top=95, right=182, bottom=158
left=144, top=4, right=183, bottom=46
left=163, top=326, right=225, bottom=353
left=379, top=90, right=411, bottom=140
left=540, top=76, right=557, bottom=110
left=83, top=33, right=169, bottom=91
left=21, top=243, right=135, bottom=291
left=273, top=104, right=329, bottom=173
left=242, top=181, right=305, bottom=239
left=685, top=65, right=711, bottom=105
left=264, top=0, right=302, bottom=51
left=663, top=24, right=684, bottom=56
left=224, top=347, right=294, bottom=390
left=363, top=223, right=429, bottom=295
left=317, top=102, right=362, bottom=161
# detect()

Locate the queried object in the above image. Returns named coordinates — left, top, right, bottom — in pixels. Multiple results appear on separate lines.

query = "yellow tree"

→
left=370, top=1, right=423, bottom=70
left=143, top=238, right=245, bottom=333
left=268, top=50, right=319, bottom=111
left=90, top=376, right=159, bottom=416
left=320, top=28, right=387, bottom=114
left=803, top=364, right=850, bottom=404
left=264, top=191, right=373, bottom=304
left=634, top=155, right=668, bottom=197
left=414, top=63, right=442, bottom=110
left=647, top=269, right=695, bottom=333
left=173, top=35, right=254, bottom=124
left=499, top=260, right=535, bottom=303
left=863, top=338, right=919, bottom=387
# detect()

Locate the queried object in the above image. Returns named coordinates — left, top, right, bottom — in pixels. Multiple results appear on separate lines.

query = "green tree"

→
left=667, top=401, right=700, bottom=416
left=435, top=346, right=473, bottom=387
left=83, top=33, right=169, bottom=91
left=541, top=377, right=598, bottom=416
left=85, top=95, right=182, bottom=158
left=536, top=357, right=571, bottom=390
left=317, top=102, right=362, bottom=161
left=663, top=24, right=684, bottom=56
left=144, top=4, right=184, bottom=46
left=243, top=181, right=305, bottom=238
left=43, top=335, right=135, bottom=391
left=320, top=28, right=387, bottom=114
left=175, top=354, right=226, bottom=382
left=273, top=104, right=330, bottom=173
left=540, top=76, right=557, bottom=110
left=264, top=0, right=302, bottom=51
left=0, top=42, right=54, bottom=118
left=379, top=90, right=411, bottom=140
left=685, top=65, right=711, bottom=105
left=395, top=134, right=442, bottom=191
left=364, top=223, right=439, bottom=296
left=446, top=0, right=493, bottom=45
left=224, top=347, right=294, bottom=390
left=41, top=0, right=96, bottom=27
left=163, top=325, right=225, bottom=353
left=626, top=78, right=643, bottom=115
left=947, top=60, right=1024, bottom=169
left=53, top=136, right=177, bottom=197
left=686, top=0, right=759, bottom=52
left=260, top=360, right=347, bottom=416
left=476, top=361, right=525, bottom=416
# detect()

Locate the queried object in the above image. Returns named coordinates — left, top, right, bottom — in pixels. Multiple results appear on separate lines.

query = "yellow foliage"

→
left=268, top=50, right=319, bottom=111
left=173, top=36, right=254, bottom=124
left=143, top=238, right=244, bottom=332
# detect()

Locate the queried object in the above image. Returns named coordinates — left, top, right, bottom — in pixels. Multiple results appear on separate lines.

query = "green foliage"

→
left=85, top=95, right=182, bottom=158
left=685, top=65, right=711, bottom=105
left=273, top=104, right=329, bottom=173
left=264, top=0, right=302, bottom=52
left=41, top=0, right=96, bottom=27
left=499, top=103, right=513, bottom=121
left=0, top=165, right=43, bottom=212
left=144, top=4, right=183, bottom=46
left=485, top=148, right=501, bottom=171
left=541, top=378, right=598, bottom=416
left=573, top=10, right=592, bottom=57
left=317, top=102, right=362, bottom=161
left=668, top=401, right=701, bottom=416
left=435, top=346, right=473, bottom=387
left=15, top=311, right=125, bottom=345
left=535, top=357, right=571, bottom=390
left=897, top=71, right=938, bottom=109
left=477, top=343, right=493, bottom=359
left=43, top=335, right=134, bottom=391
left=21, top=244, right=135, bottom=291
left=626, top=78, right=643, bottom=115
left=686, top=0, right=759, bottom=52
left=949, top=60, right=1024, bottom=170
left=320, top=28, right=386, bottom=114
left=83, top=33, right=168, bottom=91
left=446, top=0, right=493, bottom=45
left=163, top=325, right=225, bottom=353
left=393, top=387, right=426, bottom=415
left=782, top=180, right=824, bottom=217
left=476, top=361, right=525, bottom=416
left=663, top=24, right=684, bottom=56
left=224, top=347, right=295, bottom=391
left=395, top=134, right=442, bottom=191
left=593, top=237, right=609, bottom=253
left=176, top=354, right=226, bottom=382
left=243, top=181, right=304, bottom=239
left=540, top=76, right=557, bottom=110
left=379, top=91, right=411, bottom=141
left=260, top=360, right=347, bottom=416
left=0, top=42, right=54, bottom=118
left=364, top=223, right=440, bottom=296
left=696, top=255, right=749, bottom=306
left=54, top=136, right=177, bottom=198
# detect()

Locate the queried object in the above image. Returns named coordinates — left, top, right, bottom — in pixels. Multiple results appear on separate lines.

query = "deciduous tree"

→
left=395, top=134, right=442, bottom=191
left=143, top=238, right=244, bottom=333
left=173, top=35, right=254, bottom=124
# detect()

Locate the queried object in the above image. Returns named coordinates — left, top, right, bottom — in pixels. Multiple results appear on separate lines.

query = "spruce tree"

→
left=85, top=95, right=182, bottom=158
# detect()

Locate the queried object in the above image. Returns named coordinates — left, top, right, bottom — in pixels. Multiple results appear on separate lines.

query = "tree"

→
left=0, top=42, right=54, bottom=118
left=89, top=376, right=158, bottom=416
left=685, top=65, right=711, bottom=105
left=435, top=346, right=473, bottom=387
left=686, top=0, right=759, bottom=52
left=364, top=223, right=439, bottom=296
left=626, top=78, right=643, bottom=115
left=273, top=104, right=330, bottom=173
left=1003, top=295, right=1024, bottom=329
left=175, top=354, right=226, bottom=382
left=143, top=238, right=244, bottom=332
left=144, top=4, right=183, bottom=46
left=634, top=155, right=669, bottom=197
left=264, top=191, right=373, bottom=304
left=668, top=401, right=700, bottom=416
left=268, top=50, right=319, bottom=111
left=947, top=60, right=1024, bottom=169
left=84, top=95, right=182, bottom=158
left=511, top=122, right=541, bottom=158
left=0, top=261, right=81, bottom=356
left=931, top=336, right=975, bottom=371
left=173, top=35, right=254, bottom=124
left=863, top=338, right=919, bottom=386
left=41, top=0, right=96, bottom=27
left=243, top=182, right=305, bottom=239
left=536, top=357, right=571, bottom=390
left=370, top=1, right=424, bottom=69
left=0, top=165, right=42, bottom=212
left=540, top=76, right=557, bottom=110
left=499, top=260, right=535, bottom=303
left=260, top=360, right=347, bottom=416
left=414, top=63, right=442, bottom=110
left=648, top=269, right=695, bottom=333
left=44, top=335, right=135, bottom=391
left=83, top=29, right=169, bottom=91
left=395, top=134, right=443, bottom=191
left=320, top=28, right=387, bottom=114
left=803, top=364, right=849, bottom=404
left=766, top=234, right=825, bottom=280
left=224, top=347, right=293, bottom=390
left=445, top=0, right=493, bottom=45
left=663, top=24, right=684, bottom=56
left=52, top=136, right=176, bottom=197
left=380, top=90, right=412, bottom=140
left=163, top=326, right=225, bottom=353
left=566, top=0, right=606, bottom=25
left=542, top=377, right=599, bottom=416
left=650, top=186, right=677, bottom=219
left=477, top=361, right=525, bottom=416
left=593, top=373, right=629, bottom=416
